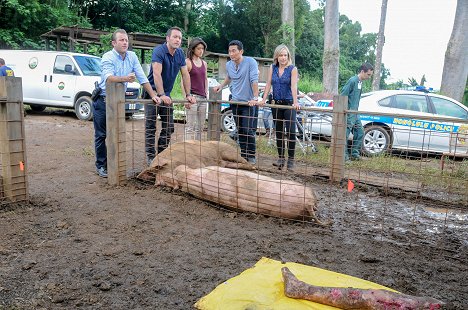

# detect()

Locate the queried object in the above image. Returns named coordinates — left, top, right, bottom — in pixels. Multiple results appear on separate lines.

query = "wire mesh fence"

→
left=105, top=83, right=467, bottom=253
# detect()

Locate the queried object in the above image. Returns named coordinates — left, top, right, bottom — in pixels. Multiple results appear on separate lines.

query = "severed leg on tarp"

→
left=281, top=267, right=444, bottom=310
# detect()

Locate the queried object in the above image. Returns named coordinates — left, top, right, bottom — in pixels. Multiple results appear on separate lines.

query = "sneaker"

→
left=96, top=167, right=108, bottom=178
left=287, top=159, right=295, bottom=172
left=146, top=156, right=154, bottom=166
left=247, top=157, right=257, bottom=165
left=272, top=159, right=285, bottom=168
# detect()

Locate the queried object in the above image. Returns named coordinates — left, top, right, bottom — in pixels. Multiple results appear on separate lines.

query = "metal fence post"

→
left=207, top=86, right=222, bottom=141
left=329, top=95, right=347, bottom=183
left=106, top=82, right=127, bottom=185
left=0, top=77, right=29, bottom=201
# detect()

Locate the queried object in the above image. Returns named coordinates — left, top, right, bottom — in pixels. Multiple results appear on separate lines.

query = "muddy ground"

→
left=1, top=110, right=467, bottom=309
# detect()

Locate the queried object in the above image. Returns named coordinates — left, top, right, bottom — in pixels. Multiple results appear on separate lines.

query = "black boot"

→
left=287, top=159, right=295, bottom=172
left=272, top=158, right=285, bottom=169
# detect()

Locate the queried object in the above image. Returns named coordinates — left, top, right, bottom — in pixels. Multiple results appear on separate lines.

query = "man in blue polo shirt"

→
left=0, top=58, right=14, bottom=76
left=145, top=26, right=195, bottom=163
left=214, top=40, right=259, bottom=164
left=93, top=29, right=160, bottom=178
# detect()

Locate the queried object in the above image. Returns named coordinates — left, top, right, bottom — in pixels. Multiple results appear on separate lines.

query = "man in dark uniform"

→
left=340, top=63, right=373, bottom=161
left=145, top=26, right=196, bottom=164
left=0, top=58, right=14, bottom=76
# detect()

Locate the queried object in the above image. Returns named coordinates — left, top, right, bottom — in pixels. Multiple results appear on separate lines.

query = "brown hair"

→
left=166, top=26, right=183, bottom=37
left=112, top=29, right=128, bottom=41
left=187, top=37, right=207, bottom=60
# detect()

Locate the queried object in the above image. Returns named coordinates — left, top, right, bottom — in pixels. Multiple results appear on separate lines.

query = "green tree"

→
left=0, top=0, right=87, bottom=49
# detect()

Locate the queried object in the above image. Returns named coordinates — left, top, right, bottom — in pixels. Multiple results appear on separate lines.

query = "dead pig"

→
left=156, top=165, right=327, bottom=225
left=282, top=267, right=444, bottom=309
left=138, top=140, right=255, bottom=182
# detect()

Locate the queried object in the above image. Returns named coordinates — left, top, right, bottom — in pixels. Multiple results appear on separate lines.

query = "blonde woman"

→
left=260, top=44, right=299, bottom=171
left=182, top=37, right=208, bottom=140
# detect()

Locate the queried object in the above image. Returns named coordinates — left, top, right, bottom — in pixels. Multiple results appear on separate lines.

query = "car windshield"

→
left=74, top=55, right=101, bottom=76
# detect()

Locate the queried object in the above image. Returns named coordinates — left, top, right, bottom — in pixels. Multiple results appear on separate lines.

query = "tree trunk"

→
left=440, top=0, right=468, bottom=102
left=372, top=0, right=388, bottom=91
left=184, top=0, right=193, bottom=33
left=282, top=0, right=295, bottom=63
left=322, top=0, right=340, bottom=94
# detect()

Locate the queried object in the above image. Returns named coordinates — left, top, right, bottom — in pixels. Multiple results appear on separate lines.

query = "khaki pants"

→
left=185, top=95, right=207, bottom=141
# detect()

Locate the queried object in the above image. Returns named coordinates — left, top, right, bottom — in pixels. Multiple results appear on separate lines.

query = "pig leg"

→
left=221, top=161, right=256, bottom=171
left=282, top=267, right=444, bottom=310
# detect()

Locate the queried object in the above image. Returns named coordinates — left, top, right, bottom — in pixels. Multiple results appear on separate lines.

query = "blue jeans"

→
left=262, top=107, right=272, bottom=129
left=145, top=103, right=174, bottom=160
left=346, top=114, right=364, bottom=159
left=92, top=96, right=107, bottom=170
left=232, top=105, right=258, bottom=159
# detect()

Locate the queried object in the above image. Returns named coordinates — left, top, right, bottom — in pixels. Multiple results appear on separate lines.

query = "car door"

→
left=389, top=94, right=432, bottom=151
left=428, top=96, right=468, bottom=153
left=48, top=55, right=77, bottom=107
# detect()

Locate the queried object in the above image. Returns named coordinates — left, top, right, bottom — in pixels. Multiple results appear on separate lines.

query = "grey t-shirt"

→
left=226, top=56, right=258, bottom=102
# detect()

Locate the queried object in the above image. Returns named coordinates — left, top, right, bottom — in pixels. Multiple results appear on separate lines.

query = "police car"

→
left=306, top=90, right=468, bottom=156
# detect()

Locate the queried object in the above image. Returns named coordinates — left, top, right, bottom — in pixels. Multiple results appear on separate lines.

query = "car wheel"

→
left=362, top=125, right=391, bottom=156
left=29, top=104, right=46, bottom=112
left=221, top=110, right=236, bottom=132
left=75, top=96, right=93, bottom=121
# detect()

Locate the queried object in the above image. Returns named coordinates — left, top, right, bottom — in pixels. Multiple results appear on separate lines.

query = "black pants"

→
left=144, top=93, right=174, bottom=159
left=272, top=104, right=296, bottom=160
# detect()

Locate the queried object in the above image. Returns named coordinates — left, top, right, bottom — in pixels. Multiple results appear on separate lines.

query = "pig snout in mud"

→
left=137, top=140, right=255, bottom=182
left=157, top=165, right=329, bottom=225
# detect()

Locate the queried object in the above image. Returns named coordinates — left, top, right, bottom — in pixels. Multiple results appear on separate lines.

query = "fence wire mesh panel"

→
left=116, top=94, right=467, bottom=253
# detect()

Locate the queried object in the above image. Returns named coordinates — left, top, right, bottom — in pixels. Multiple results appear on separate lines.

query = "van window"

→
left=74, top=55, right=101, bottom=76
left=53, top=56, right=76, bottom=75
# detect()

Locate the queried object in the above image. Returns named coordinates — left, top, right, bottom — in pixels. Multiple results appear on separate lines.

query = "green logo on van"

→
left=28, top=57, right=38, bottom=69
left=58, top=82, right=65, bottom=90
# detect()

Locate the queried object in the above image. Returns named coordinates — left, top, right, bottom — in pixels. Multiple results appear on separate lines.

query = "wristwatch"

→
left=185, top=93, right=192, bottom=98
left=157, top=93, right=165, bottom=97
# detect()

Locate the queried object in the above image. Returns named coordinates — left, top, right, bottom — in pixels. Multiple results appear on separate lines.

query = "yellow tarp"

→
left=195, top=257, right=396, bottom=310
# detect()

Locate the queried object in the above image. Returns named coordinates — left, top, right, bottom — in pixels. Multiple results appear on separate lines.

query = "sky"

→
left=309, top=0, right=457, bottom=89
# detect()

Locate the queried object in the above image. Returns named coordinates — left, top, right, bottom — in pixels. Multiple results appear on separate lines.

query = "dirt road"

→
left=1, top=111, right=467, bottom=309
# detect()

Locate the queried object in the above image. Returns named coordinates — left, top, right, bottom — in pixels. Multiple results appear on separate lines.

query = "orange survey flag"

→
left=347, top=179, right=354, bottom=192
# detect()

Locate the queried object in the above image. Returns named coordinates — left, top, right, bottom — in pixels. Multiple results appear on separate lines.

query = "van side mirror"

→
left=64, top=64, right=75, bottom=74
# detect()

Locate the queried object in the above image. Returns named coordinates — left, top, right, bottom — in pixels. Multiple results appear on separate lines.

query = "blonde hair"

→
left=273, top=44, right=292, bottom=66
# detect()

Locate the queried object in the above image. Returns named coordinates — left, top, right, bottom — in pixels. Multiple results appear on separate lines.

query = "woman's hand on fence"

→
left=292, top=102, right=300, bottom=110
left=258, top=99, right=266, bottom=107
left=184, top=102, right=192, bottom=109
left=151, top=96, right=161, bottom=105
left=186, top=95, right=196, bottom=105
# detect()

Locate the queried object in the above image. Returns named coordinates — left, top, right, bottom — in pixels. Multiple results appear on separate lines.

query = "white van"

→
left=0, top=50, right=142, bottom=120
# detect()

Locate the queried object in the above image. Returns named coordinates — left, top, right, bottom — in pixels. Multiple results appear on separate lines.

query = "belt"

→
left=271, top=99, right=292, bottom=105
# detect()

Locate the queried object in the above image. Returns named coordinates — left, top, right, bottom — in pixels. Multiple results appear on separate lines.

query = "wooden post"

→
left=329, top=95, right=347, bottom=182
left=106, top=82, right=127, bottom=186
left=207, top=86, right=222, bottom=141
left=0, top=77, right=29, bottom=202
